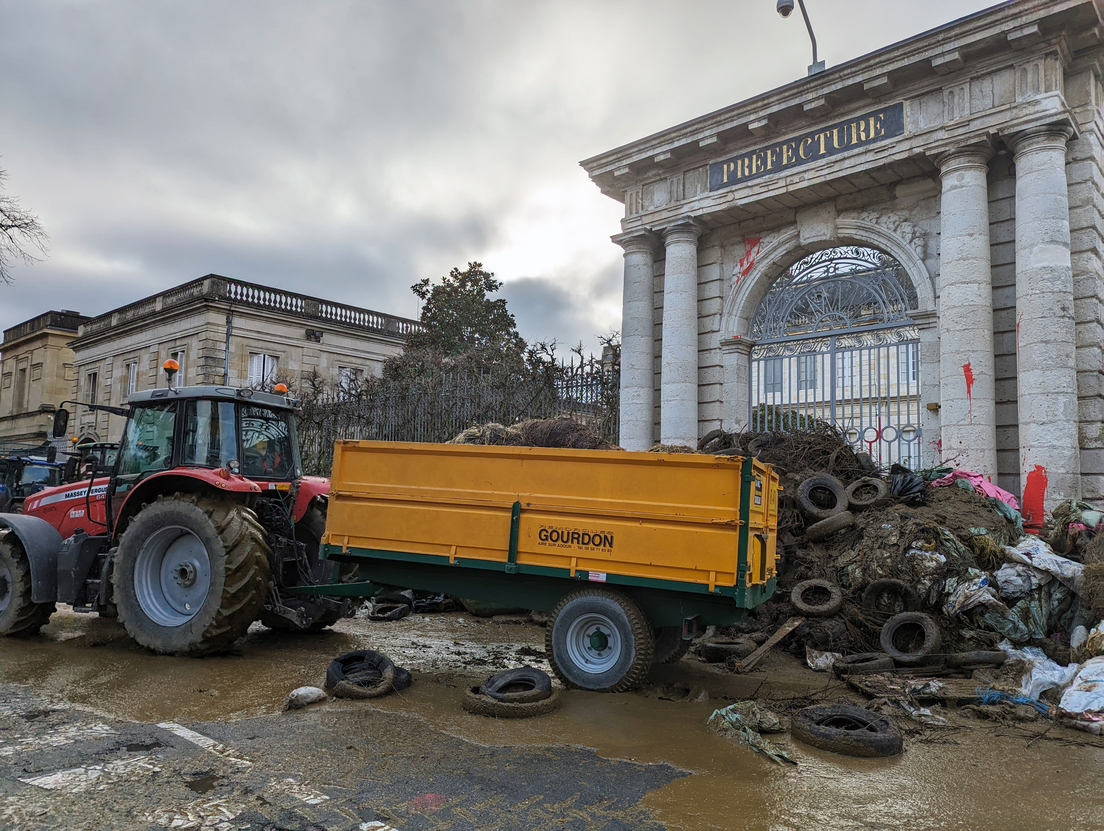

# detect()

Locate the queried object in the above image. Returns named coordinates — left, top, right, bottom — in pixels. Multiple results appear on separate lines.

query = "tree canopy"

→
left=0, top=168, right=48, bottom=285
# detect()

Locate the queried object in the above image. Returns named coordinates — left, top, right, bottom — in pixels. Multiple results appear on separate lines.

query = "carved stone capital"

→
left=1008, top=124, right=1074, bottom=161
left=612, top=230, right=658, bottom=256
left=935, top=142, right=995, bottom=178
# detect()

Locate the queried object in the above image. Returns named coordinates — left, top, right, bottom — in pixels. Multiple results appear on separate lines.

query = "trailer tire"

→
left=791, top=704, right=903, bottom=758
left=797, top=474, right=847, bottom=521
left=790, top=579, right=843, bottom=617
left=260, top=503, right=346, bottom=633
left=479, top=667, right=553, bottom=703
left=547, top=588, right=653, bottom=693
left=0, top=532, right=55, bottom=637
left=462, top=687, right=560, bottom=718
left=114, top=494, right=270, bottom=656
left=652, top=627, right=692, bottom=664
left=879, top=612, right=942, bottom=665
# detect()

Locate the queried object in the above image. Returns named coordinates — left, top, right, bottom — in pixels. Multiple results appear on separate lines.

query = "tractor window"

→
left=182, top=400, right=238, bottom=469
left=240, top=406, right=296, bottom=479
left=117, top=402, right=177, bottom=477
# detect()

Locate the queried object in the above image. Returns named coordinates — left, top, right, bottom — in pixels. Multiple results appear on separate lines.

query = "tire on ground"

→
left=879, top=611, right=942, bottom=664
left=796, top=474, right=847, bottom=521
left=698, top=637, right=757, bottom=663
left=462, top=687, right=560, bottom=718
left=479, top=667, right=553, bottom=703
left=0, top=531, right=55, bottom=637
left=260, top=502, right=347, bottom=632
left=652, top=626, right=693, bottom=664
left=805, top=511, right=854, bottom=542
left=325, top=650, right=397, bottom=698
left=861, top=579, right=920, bottom=620
left=946, top=650, right=1006, bottom=668
left=546, top=588, right=653, bottom=693
left=845, top=477, right=889, bottom=511
left=790, top=704, right=903, bottom=757
left=833, top=652, right=895, bottom=676
left=790, top=579, right=844, bottom=617
left=113, top=494, right=271, bottom=656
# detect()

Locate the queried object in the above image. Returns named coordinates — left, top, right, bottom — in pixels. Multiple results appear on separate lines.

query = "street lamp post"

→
left=777, top=0, right=825, bottom=76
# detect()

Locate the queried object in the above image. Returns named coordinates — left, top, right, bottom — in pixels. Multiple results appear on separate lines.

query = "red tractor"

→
left=0, top=368, right=350, bottom=655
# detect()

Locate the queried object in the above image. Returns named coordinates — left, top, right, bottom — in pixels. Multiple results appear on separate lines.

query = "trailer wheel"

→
left=546, top=588, right=653, bottom=692
left=114, top=494, right=270, bottom=656
left=652, top=627, right=692, bottom=664
left=260, top=502, right=346, bottom=633
left=0, top=532, right=55, bottom=637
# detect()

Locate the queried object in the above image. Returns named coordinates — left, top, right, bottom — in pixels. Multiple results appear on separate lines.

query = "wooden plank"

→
left=732, top=616, right=804, bottom=672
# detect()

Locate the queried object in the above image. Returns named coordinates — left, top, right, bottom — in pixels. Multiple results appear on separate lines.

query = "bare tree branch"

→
left=0, top=168, right=49, bottom=285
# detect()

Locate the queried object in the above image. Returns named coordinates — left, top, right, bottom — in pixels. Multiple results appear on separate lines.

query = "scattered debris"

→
left=325, top=650, right=413, bottom=699
left=731, top=617, right=804, bottom=672
left=707, top=701, right=795, bottom=766
left=283, top=686, right=327, bottom=711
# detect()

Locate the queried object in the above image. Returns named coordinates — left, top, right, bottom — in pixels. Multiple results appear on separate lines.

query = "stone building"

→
left=582, top=0, right=1103, bottom=515
left=67, top=274, right=419, bottom=443
left=0, top=310, right=89, bottom=446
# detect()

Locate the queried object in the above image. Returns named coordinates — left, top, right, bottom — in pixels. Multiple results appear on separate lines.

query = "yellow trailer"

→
left=312, top=441, right=780, bottom=692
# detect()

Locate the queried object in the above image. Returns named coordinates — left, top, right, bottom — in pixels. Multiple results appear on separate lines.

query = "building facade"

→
left=0, top=311, right=89, bottom=446
left=67, top=274, right=420, bottom=443
left=582, top=0, right=1104, bottom=513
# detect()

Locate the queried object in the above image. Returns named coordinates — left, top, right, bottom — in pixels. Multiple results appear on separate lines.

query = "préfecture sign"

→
left=708, top=102, right=905, bottom=192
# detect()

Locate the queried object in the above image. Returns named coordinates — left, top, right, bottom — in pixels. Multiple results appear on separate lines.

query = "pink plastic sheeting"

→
left=931, top=470, right=1020, bottom=510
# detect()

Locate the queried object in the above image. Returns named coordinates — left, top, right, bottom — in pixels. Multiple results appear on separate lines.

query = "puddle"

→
left=125, top=740, right=164, bottom=752
left=185, top=773, right=220, bottom=793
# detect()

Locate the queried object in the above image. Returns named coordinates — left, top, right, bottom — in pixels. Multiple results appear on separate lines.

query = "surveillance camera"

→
left=777, top=0, right=794, bottom=17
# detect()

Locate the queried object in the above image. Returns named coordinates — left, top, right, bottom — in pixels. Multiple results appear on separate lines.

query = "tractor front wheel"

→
left=114, top=494, right=270, bottom=656
left=0, top=531, right=55, bottom=637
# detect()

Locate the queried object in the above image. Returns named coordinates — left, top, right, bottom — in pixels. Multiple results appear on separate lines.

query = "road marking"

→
left=0, top=721, right=116, bottom=756
left=141, top=799, right=244, bottom=831
left=360, top=823, right=402, bottom=831
left=19, top=756, right=161, bottom=792
left=269, top=776, right=330, bottom=805
left=157, top=722, right=253, bottom=767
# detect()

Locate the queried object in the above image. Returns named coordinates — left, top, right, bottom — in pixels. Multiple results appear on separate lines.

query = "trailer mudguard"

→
left=0, top=514, right=63, bottom=603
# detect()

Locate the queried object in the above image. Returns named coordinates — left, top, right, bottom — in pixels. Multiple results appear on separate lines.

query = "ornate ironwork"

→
left=750, top=247, right=918, bottom=343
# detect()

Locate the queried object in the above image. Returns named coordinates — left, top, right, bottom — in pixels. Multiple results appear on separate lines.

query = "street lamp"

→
left=777, top=0, right=825, bottom=76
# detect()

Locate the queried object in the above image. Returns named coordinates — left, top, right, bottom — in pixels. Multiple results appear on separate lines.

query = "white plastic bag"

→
left=997, top=640, right=1081, bottom=701
left=1058, top=656, right=1104, bottom=717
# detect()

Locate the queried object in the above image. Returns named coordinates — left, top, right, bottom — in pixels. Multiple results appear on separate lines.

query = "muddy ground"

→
left=1, top=608, right=1102, bottom=830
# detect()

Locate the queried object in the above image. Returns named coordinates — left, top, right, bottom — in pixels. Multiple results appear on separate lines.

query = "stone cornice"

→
left=581, top=0, right=1098, bottom=198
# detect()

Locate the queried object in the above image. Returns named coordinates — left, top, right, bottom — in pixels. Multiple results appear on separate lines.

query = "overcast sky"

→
left=0, top=0, right=996, bottom=355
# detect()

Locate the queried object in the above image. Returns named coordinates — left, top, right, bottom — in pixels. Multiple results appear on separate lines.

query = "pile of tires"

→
left=462, top=667, right=559, bottom=718
left=794, top=472, right=889, bottom=542
left=325, top=650, right=413, bottom=699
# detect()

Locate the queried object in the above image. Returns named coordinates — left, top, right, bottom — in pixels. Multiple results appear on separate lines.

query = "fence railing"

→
left=296, top=357, right=620, bottom=475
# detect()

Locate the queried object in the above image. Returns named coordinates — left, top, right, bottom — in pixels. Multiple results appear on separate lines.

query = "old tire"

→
left=114, top=494, right=270, bottom=656
left=0, top=531, right=55, bottom=637
left=791, top=704, right=902, bottom=757
left=546, top=588, right=653, bottom=692
left=946, top=650, right=1006, bottom=668
left=833, top=652, right=895, bottom=676
left=845, top=477, right=889, bottom=511
left=479, top=667, right=553, bottom=703
left=698, top=637, right=757, bottom=663
left=652, top=626, right=693, bottom=664
left=861, top=579, right=920, bottom=621
left=790, top=579, right=843, bottom=617
left=325, top=650, right=397, bottom=699
left=462, top=687, right=561, bottom=718
left=797, top=474, right=847, bottom=521
left=880, top=612, right=942, bottom=664
left=805, top=511, right=854, bottom=542
left=260, top=502, right=345, bottom=633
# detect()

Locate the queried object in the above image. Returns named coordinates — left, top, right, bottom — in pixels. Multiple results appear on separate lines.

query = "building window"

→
left=170, top=349, right=186, bottom=382
left=797, top=355, right=818, bottom=391
left=898, top=343, right=919, bottom=384
left=125, top=361, right=138, bottom=397
left=762, top=359, right=783, bottom=395
left=837, top=352, right=856, bottom=390
left=85, top=371, right=98, bottom=404
left=247, top=353, right=279, bottom=388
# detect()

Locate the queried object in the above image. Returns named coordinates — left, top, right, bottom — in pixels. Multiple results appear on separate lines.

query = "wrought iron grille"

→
left=749, top=247, right=922, bottom=467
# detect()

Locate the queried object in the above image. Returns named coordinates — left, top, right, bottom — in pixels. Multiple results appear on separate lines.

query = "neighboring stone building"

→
left=0, top=311, right=89, bottom=446
left=582, top=0, right=1103, bottom=514
left=68, top=274, right=420, bottom=443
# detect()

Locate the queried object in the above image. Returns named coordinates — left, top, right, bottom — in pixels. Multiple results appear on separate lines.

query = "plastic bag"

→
left=1002, top=537, right=1083, bottom=595
left=994, top=563, right=1047, bottom=601
left=997, top=641, right=1081, bottom=701
left=1058, top=656, right=1104, bottom=717
left=805, top=646, right=840, bottom=672
left=889, top=463, right=927, bottom=506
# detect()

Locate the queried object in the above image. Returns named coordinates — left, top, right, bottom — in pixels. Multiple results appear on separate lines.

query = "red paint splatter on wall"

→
left=962, top=361, right=975, bottom=422
left=738, top=237, right=762, bottom=279
left=1022, top=464, right=1048, bottom=532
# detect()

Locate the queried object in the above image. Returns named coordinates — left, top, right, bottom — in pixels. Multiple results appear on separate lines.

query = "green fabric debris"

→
left=707, top=701, right=796, bottom=766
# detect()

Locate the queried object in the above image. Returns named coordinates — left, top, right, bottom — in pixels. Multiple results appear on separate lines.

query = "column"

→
left=661, top=223, right=702, bottom=447
left=1010, top=125, right=1079, bottom=514
left=936, top=145, right=997, bottom=478
left=721, top=336, right=754, bottom=431
left=615, top=232, right=657, bottom=451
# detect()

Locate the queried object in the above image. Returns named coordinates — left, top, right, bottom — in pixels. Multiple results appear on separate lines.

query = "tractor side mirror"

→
left=52, top=408, right=69, bottom=439
left=46, top=445, right=57, bottom=462
left=64, top=456, right=79, bottom=482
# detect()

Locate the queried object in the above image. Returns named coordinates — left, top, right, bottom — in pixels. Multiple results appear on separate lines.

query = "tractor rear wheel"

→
left=260, top=502, right=348, bottom=632
left=114, top=494, right=270, bottom=656
left=0, top=531, right=55, bottom=637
